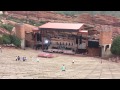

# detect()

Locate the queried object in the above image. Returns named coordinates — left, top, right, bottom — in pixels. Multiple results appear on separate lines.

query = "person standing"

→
left=0, top=46, right=2, bottom=53
left=116, top=56, right=119, bottom=63
left=61, top=64, right=66, bottom=71
left=25, top=57, right=27, bottom=61
left=36, top=58, right=39, bottom=62
left=23, top=57, right=26, bottom=61
left=72, top=60, right=74, bottom=64
left=16, top=56, right=18, bottom=61
left=17, top=56, right=20, bottom=61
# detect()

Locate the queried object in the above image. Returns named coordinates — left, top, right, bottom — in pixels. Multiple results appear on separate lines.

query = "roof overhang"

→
left=32, top=28, right=39, bottom=32
left=39, top=22, right=84, bottom=31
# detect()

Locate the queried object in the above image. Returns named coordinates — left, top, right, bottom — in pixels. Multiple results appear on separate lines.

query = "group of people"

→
left=16, top=56, right=27, bottom=61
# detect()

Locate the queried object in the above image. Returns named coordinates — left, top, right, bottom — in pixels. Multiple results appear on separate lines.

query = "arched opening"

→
left=105, top=45, right=109, bottom=52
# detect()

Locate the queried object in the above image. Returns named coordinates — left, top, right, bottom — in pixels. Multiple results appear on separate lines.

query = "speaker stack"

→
left=76, top=36, right=78, bottom=44
left=36, top=33, right=42, bottom=41
left=76, top=36, right=82, bottom=44
left=79, top=36, right=82, bottom=44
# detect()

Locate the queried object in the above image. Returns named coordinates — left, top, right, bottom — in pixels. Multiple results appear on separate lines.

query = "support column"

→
left=108, top=44, right=111, bottom=50
left=103, top=45, right=106, bottom=52
left=41, top=29, right=44, bottom=51
left=21, top=39, right=25, bottom=50
left=101, top=46, right=105, bottom=58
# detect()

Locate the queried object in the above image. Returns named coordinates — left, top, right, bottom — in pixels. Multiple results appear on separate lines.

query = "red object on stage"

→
left=38, top=52, right=54, bottom=58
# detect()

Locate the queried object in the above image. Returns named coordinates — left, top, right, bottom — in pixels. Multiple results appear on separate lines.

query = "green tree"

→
left=111, top=36, right=120, bottom=55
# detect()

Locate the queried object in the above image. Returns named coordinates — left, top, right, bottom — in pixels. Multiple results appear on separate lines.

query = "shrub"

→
left=1, top=34, right=21, bottom=47
left=0, top=37, right=3, bottom=44
left=0, top=24, right=14, bottom=32
left=9, top=35, right=21, bottom=47
left=111, top=36, right=120, bottom=55
left=2, top=34, right=11, bottom=44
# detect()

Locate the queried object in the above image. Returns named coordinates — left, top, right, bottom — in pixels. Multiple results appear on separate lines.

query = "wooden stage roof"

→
left=39, top=22, right=84, bottom=30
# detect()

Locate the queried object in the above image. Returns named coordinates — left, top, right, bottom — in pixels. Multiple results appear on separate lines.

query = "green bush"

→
left=2, top=34, right=11, bottom=44
left=0, top=24, right=14, bottom=32
left=0, top=34, right=21, bottom=47
left=9, top=35, right=21, bottom=47
left=111, top=36, right=120, bottom=55
left=0, top=37, right=3, bottom=44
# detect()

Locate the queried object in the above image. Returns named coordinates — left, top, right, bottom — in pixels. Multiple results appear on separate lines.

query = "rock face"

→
left=76, top=13, right=93, bottom=24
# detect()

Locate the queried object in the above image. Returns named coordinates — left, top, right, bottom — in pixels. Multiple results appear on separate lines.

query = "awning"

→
left=78, top=30, right=88, bottom=35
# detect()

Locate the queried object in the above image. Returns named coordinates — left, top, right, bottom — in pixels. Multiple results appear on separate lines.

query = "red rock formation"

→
left=76, top=13, right=93, bottom=24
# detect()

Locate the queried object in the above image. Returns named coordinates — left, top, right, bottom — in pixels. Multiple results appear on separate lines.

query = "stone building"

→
left=15, top=22, right=113, bottom=57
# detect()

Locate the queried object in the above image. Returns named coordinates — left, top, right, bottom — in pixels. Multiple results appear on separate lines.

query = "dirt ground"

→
left=0, top=47, right=120, bottom=79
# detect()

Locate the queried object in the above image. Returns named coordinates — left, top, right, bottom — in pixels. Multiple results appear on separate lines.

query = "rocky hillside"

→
left=7, top=11, right=75, bottom=22
left=0, top=27, right=10, bottom=34
left=3, top=11, right=120, bottom=39
left=6, top=11, right=120, bottom=25
left=75, top=13, right=120, bottom=25
left=56, top=11, right=120, bottom=17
